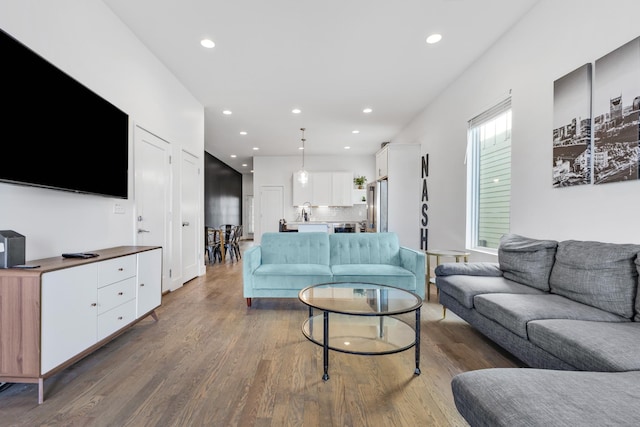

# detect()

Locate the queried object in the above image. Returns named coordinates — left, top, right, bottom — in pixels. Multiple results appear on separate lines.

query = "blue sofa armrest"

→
left=242, top=245, right=262, bottom=297
left=399, top=247, right=426, bottom=289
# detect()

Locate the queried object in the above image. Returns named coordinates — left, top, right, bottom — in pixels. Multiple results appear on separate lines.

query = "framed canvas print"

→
left=593, top=36, right=640, bottom=184
left=552, top=63, right=592, bottom=187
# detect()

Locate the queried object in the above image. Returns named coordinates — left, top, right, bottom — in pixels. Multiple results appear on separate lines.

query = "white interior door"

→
left=181, top=151, right=199, bottom=282
left=134, top=126, right=171, bottom=293
left=259, top=186, right=284, bottom=240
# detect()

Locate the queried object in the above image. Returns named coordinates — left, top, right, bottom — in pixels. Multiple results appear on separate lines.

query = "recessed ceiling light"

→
left=363, top=108, right=373, bottom=113
left=200, top=39, right=215, bottom=48
left=292, top=108, right=301, bottom=114
left=240, top=131, right=247, bottom=135
left=426, top=34, right=442, bottom=44
left=352, top=130, right=360, bottom=134
left=230, top=154, right=237, bottom=158
left=298, top=146, right=304, bottom=150
left=253, top=147, right=259, bottom=151
left=344, top=146, right=351, bottom=150
left=250, top=170, right=254, bottom=173
left=223, top=110, right=232, bottom=115
left=242, top=164, right=247, bottom=167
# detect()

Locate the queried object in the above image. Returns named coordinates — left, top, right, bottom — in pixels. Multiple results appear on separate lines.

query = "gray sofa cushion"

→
left=473, top=293, right=626, bottom=338
left=435, top=262, right=502, bottom=277
left=436, top=275, right=546, bottom=309
left=549, top=240, right=640, bottom=319
left=452, top=368, right=640, bottom=427
left=498, top=234, right=558, bottom=291
left=528, top=319, right=640, bottom=371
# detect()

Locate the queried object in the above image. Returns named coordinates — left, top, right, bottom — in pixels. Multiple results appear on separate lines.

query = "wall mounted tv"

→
left=0, top=28, right=129, bottom=199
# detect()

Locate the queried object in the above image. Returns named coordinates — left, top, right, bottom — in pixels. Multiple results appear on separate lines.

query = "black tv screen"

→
left=0, top=28, right=129, bottom=199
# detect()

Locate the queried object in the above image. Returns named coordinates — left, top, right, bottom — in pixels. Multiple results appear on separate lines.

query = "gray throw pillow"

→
left=550, top=240, right=640, bottom=319
left=635, top=257, right=640, bottom=322
left=498, top=234, right=558, bottom=291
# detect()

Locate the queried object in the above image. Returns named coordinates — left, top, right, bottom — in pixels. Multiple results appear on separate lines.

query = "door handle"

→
left=182, top=222, right=190, bottom=227
left=138, top=229, right=150, bottom=233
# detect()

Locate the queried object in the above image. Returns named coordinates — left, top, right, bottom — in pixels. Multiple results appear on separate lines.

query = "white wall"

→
left=253, top=155, right=375, bottom=242
left=0, top=0, right=204, bottom=271
left=394, top=0, right=640, bottom=261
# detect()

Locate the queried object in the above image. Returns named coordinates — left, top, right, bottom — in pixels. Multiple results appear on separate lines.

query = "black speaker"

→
left=0, top=230, right=25, bottom=268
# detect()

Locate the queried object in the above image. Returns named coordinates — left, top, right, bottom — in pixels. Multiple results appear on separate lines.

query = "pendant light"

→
left=296, top=127, right=309, bottom=186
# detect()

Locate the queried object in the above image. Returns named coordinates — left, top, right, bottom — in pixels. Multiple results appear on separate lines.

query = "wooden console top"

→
left=1, top=245, right=161, bottom=276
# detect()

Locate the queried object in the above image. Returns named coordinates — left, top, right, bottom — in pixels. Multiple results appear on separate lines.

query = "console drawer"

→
left=97, top=277, right=136, bottom=314
left=97, top=299, right=136, bottom=341
left=97, top=255, right=136, bottom=288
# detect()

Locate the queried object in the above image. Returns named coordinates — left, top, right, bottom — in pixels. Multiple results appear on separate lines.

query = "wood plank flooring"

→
left=0, top=240, right=522, bottom=426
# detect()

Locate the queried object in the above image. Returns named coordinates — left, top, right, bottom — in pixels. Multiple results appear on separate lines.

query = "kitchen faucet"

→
left=302, top=202, right=311, bottom=222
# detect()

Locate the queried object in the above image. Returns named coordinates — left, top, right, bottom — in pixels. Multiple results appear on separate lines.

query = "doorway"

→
left=134, top=125, right=172, bottom=292
left=259, top=186, right=284, bottom=240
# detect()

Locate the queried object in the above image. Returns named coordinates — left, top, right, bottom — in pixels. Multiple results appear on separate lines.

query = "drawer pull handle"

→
left=118, top=268, right=124, bottom=271
left=118, top=316, right=123, bottom=320
left=118, top=292, right=124, bottom=296
left=140, top=283, right=145, bottom=287
left=91, top=303, right=97, bottom=307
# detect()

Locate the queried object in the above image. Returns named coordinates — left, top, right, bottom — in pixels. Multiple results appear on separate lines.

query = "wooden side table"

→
left=425, top=249, right=470, bottom=317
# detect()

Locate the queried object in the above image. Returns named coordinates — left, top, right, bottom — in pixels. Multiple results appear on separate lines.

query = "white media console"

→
left=0, top=246, right=162, bottom=403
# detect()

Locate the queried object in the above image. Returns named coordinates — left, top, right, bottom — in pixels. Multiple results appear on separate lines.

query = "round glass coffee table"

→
left=298, top=282, right=423, bottom=381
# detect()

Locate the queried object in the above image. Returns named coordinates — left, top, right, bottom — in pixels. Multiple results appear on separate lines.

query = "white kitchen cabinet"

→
left=312, top=172, right=332, bottom=205
left=376, top=146, right=389, bottom=179
left=332, top=172, right=353, bottom=206
left=292, top=172, right=314, bottom=206
left=292, top=171, right=354, bottom=206
left=0, top=246, right=162, bottom=404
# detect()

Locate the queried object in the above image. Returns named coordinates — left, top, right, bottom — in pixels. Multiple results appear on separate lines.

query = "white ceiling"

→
left=103, top=0, right=538, bottom=174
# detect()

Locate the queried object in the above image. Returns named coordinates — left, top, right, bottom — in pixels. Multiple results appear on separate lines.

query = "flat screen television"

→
left=0, top=28, right=129, bottom=199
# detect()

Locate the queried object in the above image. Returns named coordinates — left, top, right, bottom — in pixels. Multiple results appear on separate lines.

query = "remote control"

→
left=11, top=264, right=41, bottom=269
left=62, top=253, right=99, bottom=259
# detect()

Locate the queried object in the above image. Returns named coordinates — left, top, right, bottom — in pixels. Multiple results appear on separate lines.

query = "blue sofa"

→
left=242, top=232, right=425, bottom=306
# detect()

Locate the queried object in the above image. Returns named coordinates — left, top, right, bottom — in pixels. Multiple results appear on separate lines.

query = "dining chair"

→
left=205, top=227, right=222, bottom=264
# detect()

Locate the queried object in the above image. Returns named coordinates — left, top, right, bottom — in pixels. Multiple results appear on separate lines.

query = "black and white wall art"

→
left=553, top=63, right=592, bottom=187
left=593, top=36, right=640, bottom=184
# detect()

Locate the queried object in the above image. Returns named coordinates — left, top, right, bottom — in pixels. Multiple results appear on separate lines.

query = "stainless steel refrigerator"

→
left=366, top=180, right=388, bottom=232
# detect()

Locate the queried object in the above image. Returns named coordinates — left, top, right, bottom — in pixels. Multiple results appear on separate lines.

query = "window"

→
left=467, top=98, right=512, bottom=251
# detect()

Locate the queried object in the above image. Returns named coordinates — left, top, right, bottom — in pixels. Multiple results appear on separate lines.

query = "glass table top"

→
left=298, top=282, right=422, bottom=316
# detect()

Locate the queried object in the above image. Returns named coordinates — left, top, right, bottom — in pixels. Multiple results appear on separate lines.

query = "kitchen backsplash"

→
left=288, top=204, right=367, bottom=222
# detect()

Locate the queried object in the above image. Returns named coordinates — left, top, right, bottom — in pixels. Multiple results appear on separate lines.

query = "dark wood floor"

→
left=0, top=240, right=521, bottom=426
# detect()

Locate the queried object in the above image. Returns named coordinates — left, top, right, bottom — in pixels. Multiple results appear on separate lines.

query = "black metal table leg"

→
left=323, top=310, right=330, bottom=381
left=415, top=307, right=421, bottom=375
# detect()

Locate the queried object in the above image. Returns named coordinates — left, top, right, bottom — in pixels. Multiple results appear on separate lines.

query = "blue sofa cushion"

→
left=474, top=293, right=627, bottom=339
left=528, top=319, right=640, bottom=371
left=437, top=275, right=546, bottom=309
left=549, top=240, right=640, bottom=319
left=329, top=233, right=400, bottom=266
left=498, top=234, right=558, bottom=291
left=332, top=264, right=416, bottom=290
left=252, top=264, right=332, bottom=290
left=260, top=232, right=330, bottom=265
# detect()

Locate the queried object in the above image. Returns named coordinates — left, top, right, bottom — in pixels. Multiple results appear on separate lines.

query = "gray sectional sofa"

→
left=436, top=234, right=640, bottom=426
